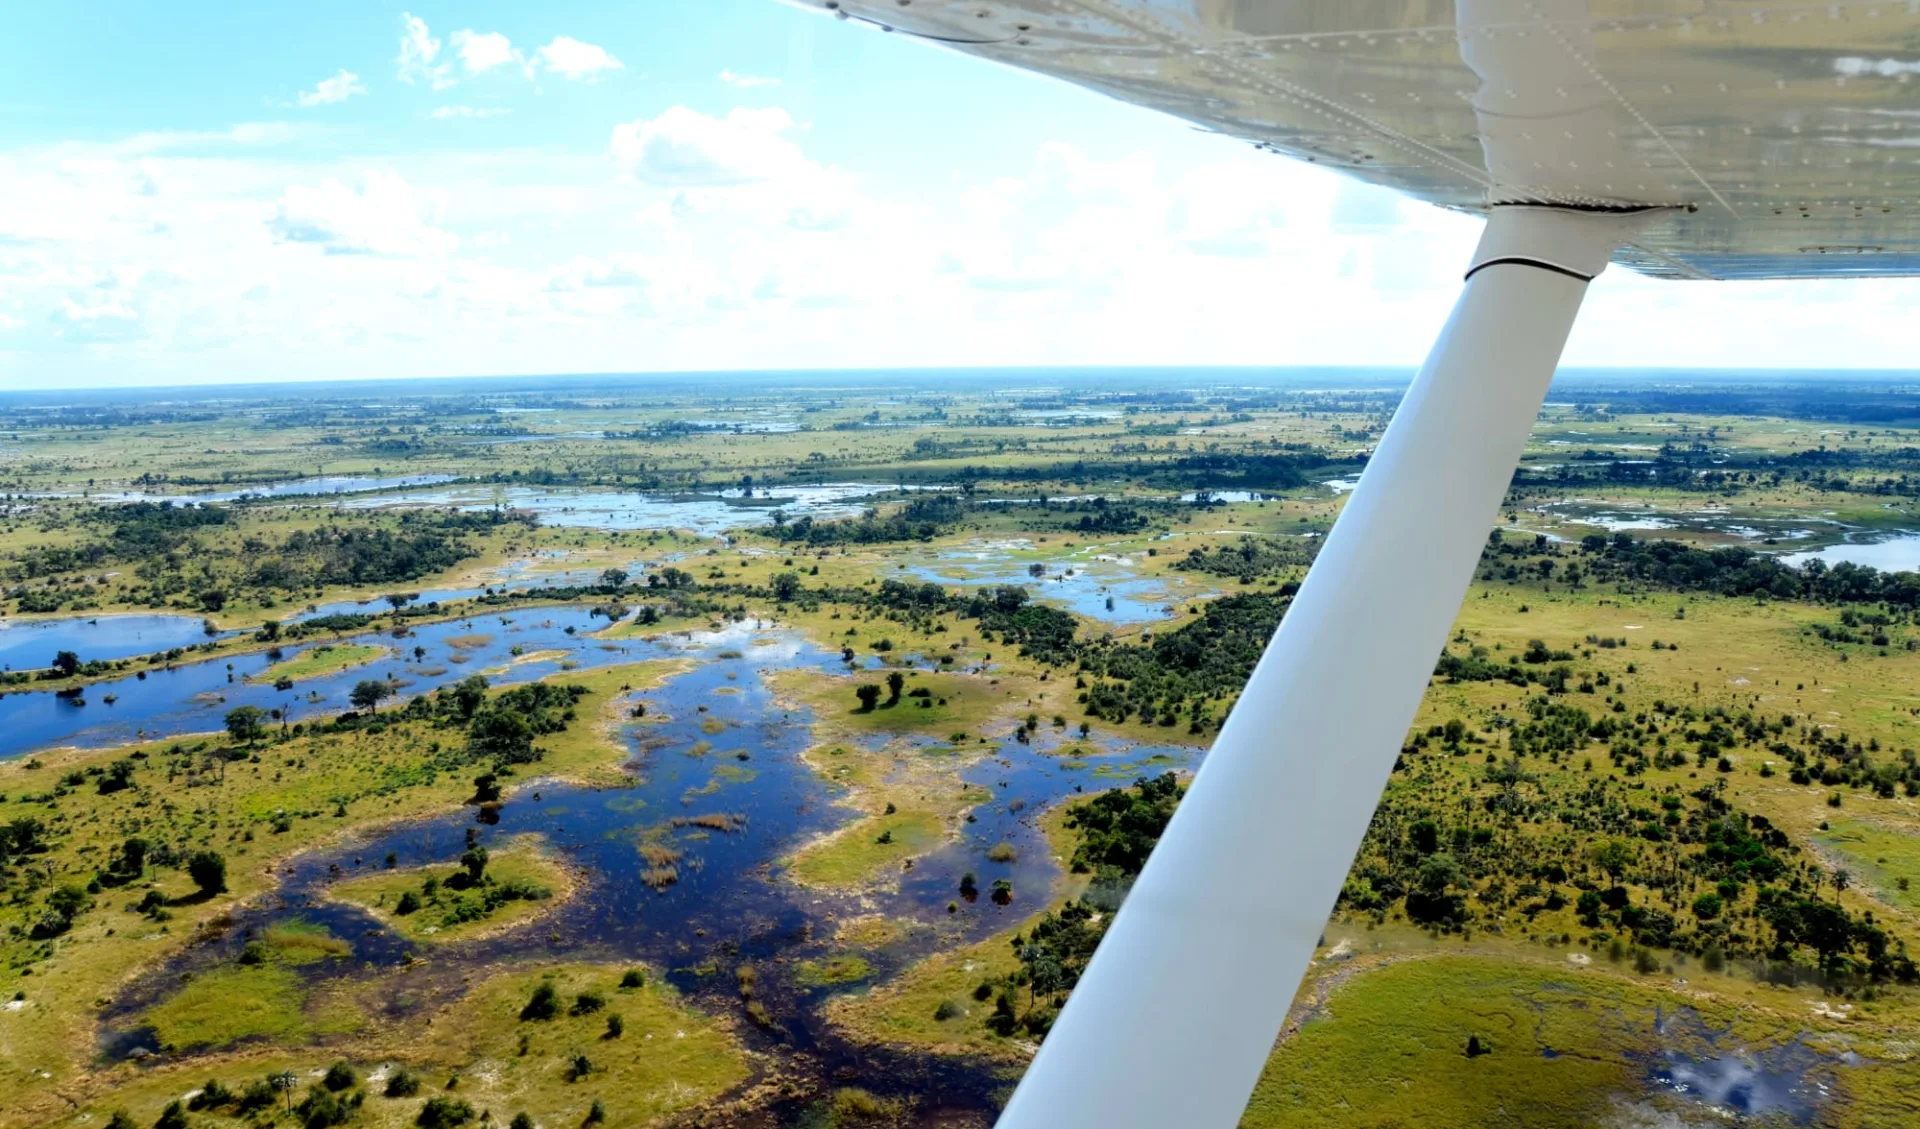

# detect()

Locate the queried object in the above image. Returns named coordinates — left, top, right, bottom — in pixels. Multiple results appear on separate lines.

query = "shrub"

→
left=322, top=1062, right=357, bottom=1092
left=618, top=969, right=644, bottom=989
left=570, top=990, right=604, bottom=1016
left=520, top=982, right=560, bottom=1021
left=567, top=1053, right=594, bottom=1082
left=415, top=1097, right=475, bottom=1129
left=384, top=1069, right=422, bottom=1098
left=186, top=850, right=227, bottom=896
left=933, top=1000, right=961, bottom=1021
left=395, top=891, right=422, bottom=916
left=188, top=1080, right=232, bottom=1111
left=604, top=1014, right=623, bottom=1039
left=155, top=1102, right=189, bottom=1129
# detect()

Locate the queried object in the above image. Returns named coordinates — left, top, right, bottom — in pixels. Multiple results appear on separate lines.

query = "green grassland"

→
left=252, top=643, right=389, bottom=684
left=325, top=836, right=574, bottom=944
left=42, top=962, right=748, bottom=1129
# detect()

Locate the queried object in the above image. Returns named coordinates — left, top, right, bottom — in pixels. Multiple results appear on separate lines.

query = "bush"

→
left=567, top=1053, right=594, bottom=1082
left=510, top=1116, right=534, bottom=1129
left=395, top=891, right=422, bottom=916
left=520, top=982, right=560, bottom=1021
left=107, top=1112, right=137, bottom=1129
left=384, top=1069, right=422, bottom=1098
left=415, top=1097, right=475, bottom=1129
left=188, top=1080, right=233, bottom=1111
left=618, top=968, right=644, bottom=989
left=155, top=1102, right=189, bottom=1129
left=322, top=1062, right=357, bottom=1092
left=237, top=1080, right=278, bottom=1114
left=933, top=1000, right=961, bottom=1021
left=570, top=990, right=604, bottom=1016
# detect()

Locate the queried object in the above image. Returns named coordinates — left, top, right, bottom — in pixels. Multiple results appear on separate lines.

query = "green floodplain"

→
left=2, top=371, right=1920, bottom=1127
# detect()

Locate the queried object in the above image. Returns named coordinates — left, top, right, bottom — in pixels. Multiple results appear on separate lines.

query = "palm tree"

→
left=272, top=1071, right=298, bottom=1112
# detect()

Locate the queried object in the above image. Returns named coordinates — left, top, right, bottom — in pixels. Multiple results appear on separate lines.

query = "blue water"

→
left=0, top=614, right=215, bottom=671
left=339, top=482, right=945, bottom=535
left=0, top=607, right=646, bottom=753
left=98, top=625, right=1202, bottom=1082
left=901, top=551, right=1195, bottom=625
left=89, top=474, right=457, bottom=504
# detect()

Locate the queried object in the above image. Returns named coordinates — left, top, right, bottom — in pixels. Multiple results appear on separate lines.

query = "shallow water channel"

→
left=75, top=620, right=1200, bottom=1123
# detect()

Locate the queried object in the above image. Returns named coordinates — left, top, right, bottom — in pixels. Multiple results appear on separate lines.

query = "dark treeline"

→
left=1489, top=530, right=1920, bottom=605
left=1173, top=535, right=1319, bottom=582
left=854, top=579, right=1286, bottom=734
left=970, top=774, right=1185, bottom=1039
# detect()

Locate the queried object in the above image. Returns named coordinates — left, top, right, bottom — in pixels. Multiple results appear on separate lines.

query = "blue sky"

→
left=1, top=0, right=1916, bottom=388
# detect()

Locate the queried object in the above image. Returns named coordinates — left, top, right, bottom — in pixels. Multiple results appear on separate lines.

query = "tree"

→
left=885, top=671, right=905, bottom=706
left=155, top=1101, right=190, bottom=1129
left=51, top=650, right=80, bottom=677
left=225, top=705, right=268, bottom=746
left=1590, top=838, right=1636, bottom=883
left=854, top=684, right=882, bottom=712
left=271, top=1070, right=299, bottom=1113
left=771, top=571, right=801, bottom=601
left=600, top=567, right=628, bottom=589
left=468, top=709, right=534, bottom=764
left=471, top=773, right=501, bottom=803
left=119, top=836, right=149, bottom=875
left=460, top=846, right=489, bottom=882
left=350, top=679, right=393, bottom=713
left=187, top=850, right=227, bottom=896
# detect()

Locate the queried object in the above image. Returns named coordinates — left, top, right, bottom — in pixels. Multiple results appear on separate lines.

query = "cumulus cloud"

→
left=610, top=106, right=804, bottom=186
left=536, top=37, right=623, bottom=80
left=268, top=171, right=457, bottom=257
left=396, top=13, right=453, bottom=89
left=450, top=30, right=520, bottom=75
left=719, top=69, right=780, bottom=88
left=297, top=70, right=366, bottom=108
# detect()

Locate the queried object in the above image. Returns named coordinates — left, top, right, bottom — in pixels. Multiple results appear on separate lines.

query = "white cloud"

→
left=610, top=106, right=804, bottom=186
left=450, top=30, right=520, bottom=75
left=719, top=69, right=781, bottom=88
left=430, top=105, right=510, bottom=120
left=536, top=36, right=623, bottom=81
left=268, top=171, right=457, bottom=257
left=297, top=70, right=366, bottom=108
left=396, top=13, right=453, bottom=89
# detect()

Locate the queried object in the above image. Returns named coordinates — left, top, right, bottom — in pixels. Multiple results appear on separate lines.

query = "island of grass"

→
left=89, top=961, right=748, bottom=1129
left=250, top=642, right=388, bottom=685
left=327, top=836, right=575, bottom=944
left=143, top=921, right=354, bottom=1051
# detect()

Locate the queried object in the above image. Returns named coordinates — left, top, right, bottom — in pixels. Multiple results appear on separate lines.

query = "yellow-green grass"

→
left=142, top=966, right=312, bottom=1051
left=260, top=918, right=355, bottom=965
left=326, top=838, right=574, bottom=944
left=795, top=955, right=875, bottom=987
left=1815, top=817, right=1920, bottom=915
left=0, top=660, right=683, bottom=1114
left=38, top=962, right=748, bottom=1129
left=786, top=809, right=944, bottom=888
left=823, top=800, right=1091, bottom=1055
left=251, top=642, right=388, bottom=684
left=1242, top=952, right=1920, bottom=1129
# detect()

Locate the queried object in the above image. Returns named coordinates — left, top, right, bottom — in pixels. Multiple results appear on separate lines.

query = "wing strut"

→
left=996, top=204, right=1665, bottom=1129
